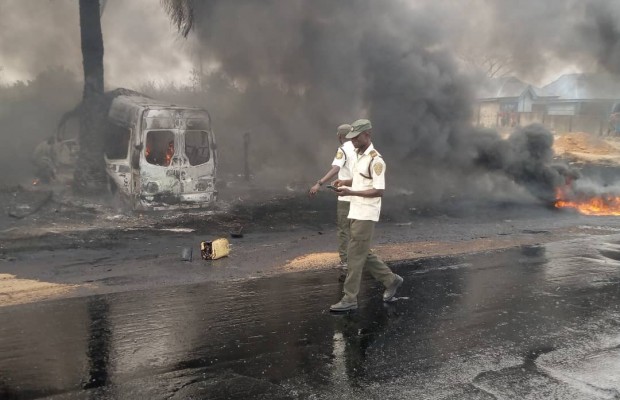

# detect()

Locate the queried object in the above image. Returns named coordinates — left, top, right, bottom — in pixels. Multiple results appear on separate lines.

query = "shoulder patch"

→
left=373, top=162, right=384, bottom=176
left=335, top=150, right=343, bottom=160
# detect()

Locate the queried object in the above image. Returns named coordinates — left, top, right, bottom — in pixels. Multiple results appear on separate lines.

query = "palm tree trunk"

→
left=74, top=0, right=107, bottom=193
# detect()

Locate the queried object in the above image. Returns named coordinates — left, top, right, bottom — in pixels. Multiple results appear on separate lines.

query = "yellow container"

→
left=200, top=238, right=230, bottom=260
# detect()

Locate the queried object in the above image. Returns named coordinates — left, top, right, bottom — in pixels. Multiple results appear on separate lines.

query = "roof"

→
left=105, top=88, right=205, bottom=111
left=539, top=73, right=620, bottom=100
left=113, top=94, right=202, bottom=110
left=107, top=89, right=208, bottom=127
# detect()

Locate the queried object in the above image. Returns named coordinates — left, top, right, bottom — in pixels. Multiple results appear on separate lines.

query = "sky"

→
left=2, top=0, right=617, bottom=89
left=0, top=0, right=193, bottom=87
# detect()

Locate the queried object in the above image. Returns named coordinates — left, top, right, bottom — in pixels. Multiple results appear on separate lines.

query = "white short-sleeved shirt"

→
left=348, top=143, right=385, bottom=222
left=331, top=141, right=356, bottom=202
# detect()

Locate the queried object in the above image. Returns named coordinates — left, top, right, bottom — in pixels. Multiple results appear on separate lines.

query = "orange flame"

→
left=555, top=186, right=620, bottom=216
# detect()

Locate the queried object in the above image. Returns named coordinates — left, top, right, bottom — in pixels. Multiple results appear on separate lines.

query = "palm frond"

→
left=161, top=0, right=195, bottom=38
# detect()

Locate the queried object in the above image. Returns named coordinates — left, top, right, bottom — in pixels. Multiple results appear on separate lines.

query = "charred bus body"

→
left=104, top=95, right=217, bottom=210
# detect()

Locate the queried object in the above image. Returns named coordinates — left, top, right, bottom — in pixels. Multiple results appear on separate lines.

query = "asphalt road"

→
left=1, top=232, right=619, bottom=399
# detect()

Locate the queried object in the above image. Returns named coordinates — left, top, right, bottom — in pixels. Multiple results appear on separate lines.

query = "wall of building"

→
left=475, top=101, right=610, bottom=135
left=547, top=103, right=577, bottom=116
left=518, top=91, right=534, bottom=112
left=571, top=115, right=606, bottom=135
left=477, top=102, right=500, bottom=128
left=544, top=115, right=572, bottom=133
left=518, top=112, right=545, bottom=126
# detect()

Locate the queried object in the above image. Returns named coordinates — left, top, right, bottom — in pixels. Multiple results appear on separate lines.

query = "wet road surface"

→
left=1, top=234, right=620, bottom=399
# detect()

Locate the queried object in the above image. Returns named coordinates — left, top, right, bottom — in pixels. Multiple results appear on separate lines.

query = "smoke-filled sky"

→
left=0, top=0, right=194, bottom=87
left=2, top=0, right=620, bottom=203
left=2, top=0, right=620, bottom=87
left=177, top=0, right=619, bottom=202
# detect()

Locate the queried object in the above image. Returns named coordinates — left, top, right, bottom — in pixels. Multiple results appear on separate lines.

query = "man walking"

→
left=329, top=119, right=403, bottom=312
left=309, top=124, right=356, bottom=268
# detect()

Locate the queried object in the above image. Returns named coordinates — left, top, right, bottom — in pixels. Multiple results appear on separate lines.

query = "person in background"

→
left=309, top=123, right=356, bottom=269
left=32, top=136, right=56, bottom=184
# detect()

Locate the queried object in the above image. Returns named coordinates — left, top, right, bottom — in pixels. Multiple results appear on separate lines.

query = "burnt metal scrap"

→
left=5, top=189, right=53, bottom=220
left=181, top=247, right=193, bottom=262
left=39, top=88, right=218, bottom=211
left=118, top=97, right=217, bottom=211
left=201, top=238, right=230, bottom=260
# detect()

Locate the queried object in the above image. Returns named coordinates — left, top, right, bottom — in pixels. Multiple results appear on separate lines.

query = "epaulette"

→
left=360, top=150, right=383, bottom=179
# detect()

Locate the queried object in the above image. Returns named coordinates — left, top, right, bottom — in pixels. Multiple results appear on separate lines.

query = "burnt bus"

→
left=104, top=95, right=217, bottom=210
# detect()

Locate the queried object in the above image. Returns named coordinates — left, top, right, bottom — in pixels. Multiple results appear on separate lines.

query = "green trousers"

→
left=336, top=201, right=351, bottom=263
left=343, top=219, right=396, bottom=301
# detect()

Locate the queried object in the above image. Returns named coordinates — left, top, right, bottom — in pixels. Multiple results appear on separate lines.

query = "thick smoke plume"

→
left=449, top=0, right=620, bottom=82
left=184, top=0, right=585, bottom=204
left=0, top=68, right=81, bottom=185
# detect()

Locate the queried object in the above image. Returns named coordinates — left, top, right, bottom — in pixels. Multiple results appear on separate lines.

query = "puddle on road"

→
left=1, top=236, right=620, bottom=399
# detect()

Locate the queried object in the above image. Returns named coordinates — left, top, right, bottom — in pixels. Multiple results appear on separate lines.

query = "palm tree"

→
left=74, top=0, right=106, bottom=193
left=72, top=0, right=194, bottom=193
left=161, top=0, right=195, bottom=38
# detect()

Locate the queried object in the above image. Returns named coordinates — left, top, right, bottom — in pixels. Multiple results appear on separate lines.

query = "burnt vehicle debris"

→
left=37, top=89, right=218, bottom=210
left=200, top=238, right=230, bottom=260
left=104, top=94, right=218, bottom=210
left=31, top=115, right=79, bottom=185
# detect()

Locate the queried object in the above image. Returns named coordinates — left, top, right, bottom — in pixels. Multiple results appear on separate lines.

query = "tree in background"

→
left=459, top=48, right=515, bottom=80
left=161, top=0, right=195, bottom=38
left=74, top=0, right=106, bottom=193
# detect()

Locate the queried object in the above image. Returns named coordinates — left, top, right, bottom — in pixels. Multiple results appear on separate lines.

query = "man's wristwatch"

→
left=317, top=180, right=323, bottom=186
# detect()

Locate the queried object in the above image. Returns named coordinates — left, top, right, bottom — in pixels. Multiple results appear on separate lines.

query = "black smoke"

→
left=457, top=0, right=620, bottom=82
left=185, top=0, right=576, bottom=204
left=473, top=124, right=577, bottom=202
left=0, top=67, right=81, bottom=186
left=582, top=2, right=620, bottom=76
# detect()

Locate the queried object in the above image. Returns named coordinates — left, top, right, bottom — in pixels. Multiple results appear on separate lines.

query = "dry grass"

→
left=0, top=274, right=79, bottom=307
left=554, top=132, right=619, bottom=156
left=281, top=252, right=340, bottom=271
